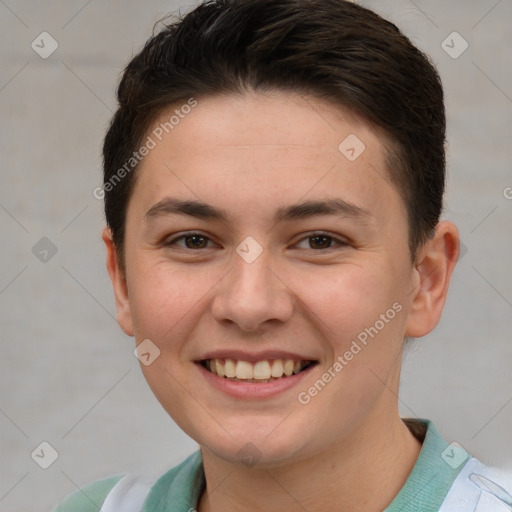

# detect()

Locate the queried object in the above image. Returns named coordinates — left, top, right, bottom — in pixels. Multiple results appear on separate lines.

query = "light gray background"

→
left=0, top=1, right=511, bottom=510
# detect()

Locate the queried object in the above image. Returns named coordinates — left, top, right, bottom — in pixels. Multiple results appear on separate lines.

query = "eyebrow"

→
left=144, top=197, right=372, bottom=223
left=275, top=198, right=371, bottom=223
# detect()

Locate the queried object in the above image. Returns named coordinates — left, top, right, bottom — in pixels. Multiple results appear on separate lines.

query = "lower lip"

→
left=195, top=362, right=317, bottom=399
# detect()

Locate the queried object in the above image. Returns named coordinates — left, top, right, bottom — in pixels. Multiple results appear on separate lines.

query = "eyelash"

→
left=163, top=231, right=349, bottom=252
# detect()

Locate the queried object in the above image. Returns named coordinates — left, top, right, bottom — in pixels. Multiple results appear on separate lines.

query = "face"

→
left=105, top=90, right=453, bottom=467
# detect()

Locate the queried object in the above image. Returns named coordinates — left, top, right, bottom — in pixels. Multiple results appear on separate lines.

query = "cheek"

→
left=292, top=262, right=409, bottom=393
left=127, top=263, right=208, bottom=341
left=295, top=266, right=407, bottom=424
left=294, top=263, right=402, bottom=338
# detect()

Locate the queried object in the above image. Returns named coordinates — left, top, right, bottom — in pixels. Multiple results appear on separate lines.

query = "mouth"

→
left=200, top=358, right=318, bottom=383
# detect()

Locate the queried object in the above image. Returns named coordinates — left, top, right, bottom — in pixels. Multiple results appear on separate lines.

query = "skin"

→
left=103, top=90, right=459, bottom=511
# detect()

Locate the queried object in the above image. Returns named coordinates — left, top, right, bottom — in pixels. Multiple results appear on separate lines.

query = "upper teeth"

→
left=205, top=358, right=310, bottom=380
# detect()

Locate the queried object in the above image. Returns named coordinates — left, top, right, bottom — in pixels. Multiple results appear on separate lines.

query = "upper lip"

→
left=195, top=350, right=318, bottom=363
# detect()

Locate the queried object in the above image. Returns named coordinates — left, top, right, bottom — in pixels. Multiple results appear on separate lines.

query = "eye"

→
left=164, top=232, right=216, bottom=250
left=163, top=231, right=348, bottom=252
left=295, top=232, right=348, bottom=250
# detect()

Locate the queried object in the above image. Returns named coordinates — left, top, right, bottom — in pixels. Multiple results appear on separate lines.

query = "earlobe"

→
left=102, top=228, right=134, bottom=336
left=405, top=221, right=460, bottom=338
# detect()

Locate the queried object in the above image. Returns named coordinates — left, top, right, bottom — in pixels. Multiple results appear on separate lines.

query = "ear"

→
left=102, top=228, right=134, bottom=336
left=405, top=221, right=460, bottom=338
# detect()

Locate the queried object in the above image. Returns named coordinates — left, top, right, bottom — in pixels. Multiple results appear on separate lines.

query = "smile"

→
left=201, top=358, right=316, bottom=383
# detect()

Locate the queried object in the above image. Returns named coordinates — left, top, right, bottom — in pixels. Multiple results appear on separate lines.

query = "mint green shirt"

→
left=54, top=419, right=470, bottom=511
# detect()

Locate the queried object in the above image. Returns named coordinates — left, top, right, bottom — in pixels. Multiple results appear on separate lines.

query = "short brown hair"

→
left=102, top=0, right=446, bottom=268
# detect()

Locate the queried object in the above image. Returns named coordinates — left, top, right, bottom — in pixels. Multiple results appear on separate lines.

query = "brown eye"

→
left=295, top=232, right=349, bottom=251
left=309, top=235, right=333, bottom=250
left=183, top=234, right=209, bottom=249
left=164, top=232, right=214, bottom=249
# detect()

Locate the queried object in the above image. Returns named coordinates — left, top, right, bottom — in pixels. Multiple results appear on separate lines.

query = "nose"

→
left=211, top=247, right=294, bottom=333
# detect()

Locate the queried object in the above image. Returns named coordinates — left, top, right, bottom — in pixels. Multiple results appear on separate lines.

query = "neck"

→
left=197, top=409, right=422, bottom=512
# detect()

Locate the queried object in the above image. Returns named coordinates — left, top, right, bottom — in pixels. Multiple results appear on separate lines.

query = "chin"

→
left=192, top=417, right=318, bottom=469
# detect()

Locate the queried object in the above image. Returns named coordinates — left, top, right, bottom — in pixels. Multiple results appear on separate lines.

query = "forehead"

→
left=131, top=91, right=403, bottom=224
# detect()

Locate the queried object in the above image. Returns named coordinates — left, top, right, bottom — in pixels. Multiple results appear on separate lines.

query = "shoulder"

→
left=440, top=457, right=512, bottom=511
left=53, top=451, right=204, bottom=512
left=53, top=474, right=124, bottom=512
